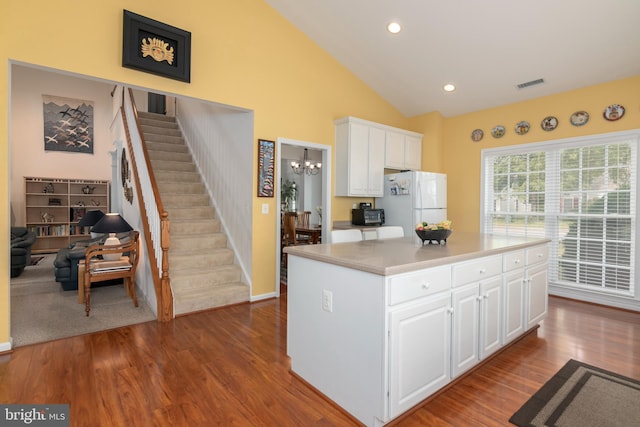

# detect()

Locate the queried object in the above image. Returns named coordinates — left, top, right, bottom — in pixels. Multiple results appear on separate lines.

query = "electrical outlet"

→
left=322, top=289, right=333, bottom=312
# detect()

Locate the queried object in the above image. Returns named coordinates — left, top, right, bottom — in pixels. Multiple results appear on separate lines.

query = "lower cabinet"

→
left=388, top=293, right=451, bottom=418
left=526, top=262, right=549, bottom=329
left=451, top=275, right=502, bottom=378
left=503, top=268, right=526, bottom=344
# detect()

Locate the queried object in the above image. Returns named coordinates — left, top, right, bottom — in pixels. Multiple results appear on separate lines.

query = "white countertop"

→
left=284, top=232, right=550, bottom=276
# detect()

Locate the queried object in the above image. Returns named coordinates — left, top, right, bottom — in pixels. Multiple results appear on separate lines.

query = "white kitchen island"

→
left=285, top=232, right=549, bottom=427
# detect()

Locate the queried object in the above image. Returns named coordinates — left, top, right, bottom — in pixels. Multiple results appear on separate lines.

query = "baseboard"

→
left=0, top=339, right=13, bottom=354
left=250, top=291, right=276, bottom=302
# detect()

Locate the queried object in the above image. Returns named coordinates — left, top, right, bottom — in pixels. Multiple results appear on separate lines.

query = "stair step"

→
left=174, top=282, right=249, bottom=315
left=157, top=181, right=206, bottom=194
left=155, top=171, right=201, bottom=183
left=169, top=248, right=235, bottom=270
left=171, top=232, right=227, bottom=250
left=138, top=112, right=176, bottom=122
left=146, top=141, right=188, bottom=154
left=139, top=118, right=178, bottom=129
left=166, top=206, right=216, bottom=220
left=144, top=134, right=185, bottom=145
left=171, top=265, right=242, bottom=290
left=151, top=159, right=197, bottom=172
left=163, top=193, right=211, bottom=207
left=148, top=150, right=193, bottom=163
left=171, top=219, right=220, bottom=234
left=141, top=125, right=182, bottom=137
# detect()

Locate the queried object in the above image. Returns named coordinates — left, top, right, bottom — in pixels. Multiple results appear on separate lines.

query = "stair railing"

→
left=121, top=88, right=173, bottom=321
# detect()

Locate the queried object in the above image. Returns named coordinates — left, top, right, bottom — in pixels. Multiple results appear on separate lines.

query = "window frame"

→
left=480, top=130, right=639, bottom=301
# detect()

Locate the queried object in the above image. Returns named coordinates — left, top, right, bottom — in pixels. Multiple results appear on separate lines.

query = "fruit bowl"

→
left=415, top=229, right=452, bottom=245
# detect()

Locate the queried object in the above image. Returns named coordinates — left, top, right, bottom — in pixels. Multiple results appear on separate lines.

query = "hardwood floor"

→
left=1, top=292, right=639, bottom=426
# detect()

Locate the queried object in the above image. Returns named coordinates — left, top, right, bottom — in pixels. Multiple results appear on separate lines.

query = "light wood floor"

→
left=1, top=290, right=639, bottom=426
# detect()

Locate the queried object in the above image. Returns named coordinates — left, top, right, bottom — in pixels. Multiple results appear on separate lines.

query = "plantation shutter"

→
left=481, top=134, right=637, bottom=295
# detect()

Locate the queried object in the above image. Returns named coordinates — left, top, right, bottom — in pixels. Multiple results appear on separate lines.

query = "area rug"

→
left=510, top=359, right=640, bottom=426
left=10, top=254, right=156, bottom=347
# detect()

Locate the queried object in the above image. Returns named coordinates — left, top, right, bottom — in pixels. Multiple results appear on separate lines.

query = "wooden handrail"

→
left=121, top=89, right=173, bottom=321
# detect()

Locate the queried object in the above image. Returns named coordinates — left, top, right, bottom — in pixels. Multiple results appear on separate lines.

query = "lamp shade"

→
left=77, top=210, right=105, bottom=227
left=91, top=213, right=133, bottom=234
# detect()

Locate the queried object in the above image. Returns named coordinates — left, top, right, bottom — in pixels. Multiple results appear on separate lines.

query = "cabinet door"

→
left=526, top=263, right=548, bottom=329
left=389, top=294, right=451, bottom=418
left=404, top=135, right=422, bottom=171
left=503, top=269, right=525, bottom=344
left=368, top=127, right=386, bottom=196
left=347, top=122, right=370, bottom=196
left=480, top=276, right=503, bottom=359
left=451, top=284, right=480, bottom=378
left=385, top=131, right=405, bottom=169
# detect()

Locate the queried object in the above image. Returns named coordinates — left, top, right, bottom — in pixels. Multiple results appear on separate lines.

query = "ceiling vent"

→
left=516, top=78, right=545, bottom=89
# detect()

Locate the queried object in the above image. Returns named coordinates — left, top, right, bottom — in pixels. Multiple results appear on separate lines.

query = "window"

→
left=482, top=132, right=637, bottom=296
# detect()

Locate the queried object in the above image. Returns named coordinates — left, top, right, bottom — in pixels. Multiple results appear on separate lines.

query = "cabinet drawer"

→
left=452, top=255, right=502, bottom=287
left=526, top=245, right=548, bottom=265
left=503, top=250, right=525, bottom=272
left=388, top=265, right=451, bottom=305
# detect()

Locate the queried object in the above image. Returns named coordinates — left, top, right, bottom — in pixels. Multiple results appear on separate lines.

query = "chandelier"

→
left=291, top=148, right=322, bottom=175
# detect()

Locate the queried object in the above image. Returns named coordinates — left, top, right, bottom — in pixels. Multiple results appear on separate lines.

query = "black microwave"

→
left=352, top=208, right=385, bottom=226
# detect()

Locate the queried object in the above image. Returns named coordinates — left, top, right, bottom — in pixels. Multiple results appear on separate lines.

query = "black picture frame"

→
left=257, top=139, right=275, bottom=198
left=122, top=10, right=191, bottom=83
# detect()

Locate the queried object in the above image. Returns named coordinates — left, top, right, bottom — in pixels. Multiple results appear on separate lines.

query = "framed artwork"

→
left=43, top=95, right=94, bottom=153
left=257, top=139, right=275, bottom=197
left=122, top=10, right=191, bottom=83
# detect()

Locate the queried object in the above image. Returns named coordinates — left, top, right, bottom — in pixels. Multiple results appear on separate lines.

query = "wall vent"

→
left=516, top=78, right=545, bottom=89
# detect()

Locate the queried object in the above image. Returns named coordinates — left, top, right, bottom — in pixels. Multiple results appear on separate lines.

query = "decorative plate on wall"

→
left=514, top=121, right=530, bottom=135
left=570, top=111, right=590, bottom=126
left=491, top=125, right=506, bottom=138
left=541, top=116, right=558, bottom=131
left=603, top=104, right=625, bottom=121
left=471, top=129, right=484, bottom=142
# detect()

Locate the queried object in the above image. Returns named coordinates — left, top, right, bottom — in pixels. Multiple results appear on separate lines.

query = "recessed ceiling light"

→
left=443, top=83, right=456, bottom=92
left=387, top=22, right=402, bottom=34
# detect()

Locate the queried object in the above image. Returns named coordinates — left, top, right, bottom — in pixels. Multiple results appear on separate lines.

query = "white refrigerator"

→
left=374, top=171, right=447, bottom=238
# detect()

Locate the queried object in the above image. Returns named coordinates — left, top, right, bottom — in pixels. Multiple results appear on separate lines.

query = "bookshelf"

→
left=25, top=177, right=110, bottom=253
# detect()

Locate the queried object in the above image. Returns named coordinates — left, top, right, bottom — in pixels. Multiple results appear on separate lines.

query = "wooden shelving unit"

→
left=25, top=177, right=110, bottom=253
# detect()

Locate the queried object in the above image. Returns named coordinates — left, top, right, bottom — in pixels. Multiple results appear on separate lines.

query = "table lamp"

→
left=90, top=213, right=133, bottom=261
left=77, top=209, right=105, bottom=238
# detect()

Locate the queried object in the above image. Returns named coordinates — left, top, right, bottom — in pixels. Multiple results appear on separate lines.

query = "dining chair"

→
left=295, top=211, right=312, bottom=243
left=282, top=211, right=302, bottom=267
left=375, top=226, right=404, bottom=239
left=82, top=230, right=140, bottom=317
left=330, top=229, right=363, bottom=243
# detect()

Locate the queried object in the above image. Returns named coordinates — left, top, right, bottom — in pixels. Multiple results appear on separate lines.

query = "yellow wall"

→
left=410, top=76, right=640, bottom=233
left=0, top=0, right=408, bottom=344
left=2, top=1, right=639, bottom=346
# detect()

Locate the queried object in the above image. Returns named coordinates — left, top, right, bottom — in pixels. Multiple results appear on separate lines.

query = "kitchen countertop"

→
left=284, top=231, right=550, bottom=276
left=332, top=221, right=381, bottom=231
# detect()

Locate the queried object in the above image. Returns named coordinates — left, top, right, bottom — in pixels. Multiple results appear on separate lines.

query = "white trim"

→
left=250, top=291, right=277, bottom=302
left=275, top=138, right=332, bottom=297
left=0, top=340, right=12, bottom=353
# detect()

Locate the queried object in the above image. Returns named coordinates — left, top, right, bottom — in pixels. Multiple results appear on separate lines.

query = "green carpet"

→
left=510, top=359, right=640, bottom=426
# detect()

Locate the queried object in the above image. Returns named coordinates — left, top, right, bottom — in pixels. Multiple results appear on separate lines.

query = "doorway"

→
left=275, top=138, right=331, bottom=295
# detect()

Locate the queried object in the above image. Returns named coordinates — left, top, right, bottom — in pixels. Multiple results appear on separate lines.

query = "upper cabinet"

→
left=385, top=130, right=423, bottom=171
left=335, top=117, right=423, bottom=197
left=335, top=117, right=385, bottom=197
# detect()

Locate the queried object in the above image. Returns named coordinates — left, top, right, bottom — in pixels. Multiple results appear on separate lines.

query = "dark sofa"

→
left=53, top=233, right=130, bottom=291
left=11, top=227, right=37, bottom=277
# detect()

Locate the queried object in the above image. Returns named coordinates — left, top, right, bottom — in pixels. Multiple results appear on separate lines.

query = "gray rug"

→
left=510, top=359, right=640, bottom=426
left=10, top=254, right=156, bottom=347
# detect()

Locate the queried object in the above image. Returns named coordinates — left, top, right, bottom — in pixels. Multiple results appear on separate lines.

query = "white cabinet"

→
left=335, top=118, right=385, bottom=197
left=385, top=130, right=422, bottom=171
left=526, top=246, right=549, bottom=329
left=502, top=269, right=526, bottom=344
left=388, top=294, right=451, bottom=417
left=450, top=258, right=503, bottom=378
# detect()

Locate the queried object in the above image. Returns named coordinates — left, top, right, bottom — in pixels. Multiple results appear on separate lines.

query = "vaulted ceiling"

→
left=266, top=0, right=640, bottom=117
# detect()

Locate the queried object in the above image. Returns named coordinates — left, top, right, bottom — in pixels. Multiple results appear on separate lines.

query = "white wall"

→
left=10, top=65, right=114, bottom=225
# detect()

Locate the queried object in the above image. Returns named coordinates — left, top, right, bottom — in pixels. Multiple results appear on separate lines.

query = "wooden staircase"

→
left=137, top=111, right=249, bottom=315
